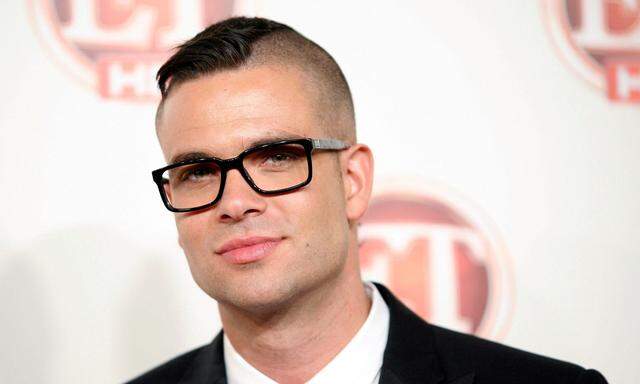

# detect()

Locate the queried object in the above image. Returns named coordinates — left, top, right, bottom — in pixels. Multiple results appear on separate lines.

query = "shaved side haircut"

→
left=156, top=16, right=356, bottom=143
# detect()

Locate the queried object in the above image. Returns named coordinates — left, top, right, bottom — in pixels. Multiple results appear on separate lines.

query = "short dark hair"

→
left=155, top=16, right=355, bottom=142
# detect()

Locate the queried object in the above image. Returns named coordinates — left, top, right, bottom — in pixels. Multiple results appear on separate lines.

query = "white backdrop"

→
left=1, top=1, right=638, bottom=383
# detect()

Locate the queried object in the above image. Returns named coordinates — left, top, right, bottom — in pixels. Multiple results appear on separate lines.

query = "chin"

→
left=204, top=274, right=300, bottom=314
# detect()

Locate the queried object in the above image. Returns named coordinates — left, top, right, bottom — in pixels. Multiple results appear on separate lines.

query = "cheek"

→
left=175, top=214, right=210, bottom=258
left=284, top=167, right=348, bottom=245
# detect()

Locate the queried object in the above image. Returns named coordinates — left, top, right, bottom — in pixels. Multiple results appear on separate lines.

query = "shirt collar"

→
left=223, top=281, right=390, bottom=384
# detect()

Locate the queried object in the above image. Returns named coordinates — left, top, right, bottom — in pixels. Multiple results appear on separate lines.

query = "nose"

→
left=215, top=168, right=266, bottom=222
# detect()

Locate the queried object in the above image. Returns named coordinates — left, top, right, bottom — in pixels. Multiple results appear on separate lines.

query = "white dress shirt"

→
left=223, top=281, right=391, bottom=384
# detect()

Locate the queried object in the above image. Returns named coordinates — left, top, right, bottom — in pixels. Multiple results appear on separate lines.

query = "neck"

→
left=218, top=253, right=370, bottom=384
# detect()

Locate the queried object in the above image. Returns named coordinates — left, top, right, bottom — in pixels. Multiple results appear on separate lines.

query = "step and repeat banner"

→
left=1, top=1, right=638, bottom=383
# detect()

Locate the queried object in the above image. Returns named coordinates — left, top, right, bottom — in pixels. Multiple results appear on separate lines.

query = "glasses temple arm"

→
left=311, top=138, right=350, bottom=150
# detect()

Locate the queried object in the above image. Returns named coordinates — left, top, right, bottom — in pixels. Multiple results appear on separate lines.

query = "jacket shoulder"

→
left=124, top=344, right=206, bottom=384
left=374, top=282, right=607, bottom=383
left=429, top=324, right=607, bottom=384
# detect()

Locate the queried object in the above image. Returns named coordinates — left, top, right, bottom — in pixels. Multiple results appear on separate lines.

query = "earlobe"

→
left=343, top=144, right=374, bottom=221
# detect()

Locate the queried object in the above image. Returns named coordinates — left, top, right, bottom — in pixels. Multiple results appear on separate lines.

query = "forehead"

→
left=156, top=64, right=323, bottom=162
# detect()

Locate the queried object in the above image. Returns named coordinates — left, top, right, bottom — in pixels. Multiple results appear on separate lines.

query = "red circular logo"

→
left=29, top=0, right=235, bottom=100
left=542, top=0, right=640, bottom=102
left=359, top=187, right=514, bottom=339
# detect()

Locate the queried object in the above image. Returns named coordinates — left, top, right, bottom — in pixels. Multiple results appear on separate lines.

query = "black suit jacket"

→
left=126, top=282, right=608, bottom=384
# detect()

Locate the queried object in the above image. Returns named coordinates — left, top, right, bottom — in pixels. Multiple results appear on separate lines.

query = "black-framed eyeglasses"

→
left=152, top=138, right=350, bottom=212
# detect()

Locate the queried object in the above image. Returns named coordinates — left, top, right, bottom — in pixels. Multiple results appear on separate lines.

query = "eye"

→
left=244, top=143, right=307, bottom=172
left=176, top=164, right=219, bottom=183
left=265, top=152, right=295, bottom=164
left=268, top=144, right=304, bottom=159
left=261, top=146, right=306, bottom=168
left=190, top=167, right=213, bottom=179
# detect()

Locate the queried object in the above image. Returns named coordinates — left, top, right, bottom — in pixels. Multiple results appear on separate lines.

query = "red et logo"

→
left=607, top=61, right=640, bottom=100
left=542, top=0, right=640, bottom=103
left=29, top=0, right=235, bottom=100
left=359, top=188, right=514, bottom=339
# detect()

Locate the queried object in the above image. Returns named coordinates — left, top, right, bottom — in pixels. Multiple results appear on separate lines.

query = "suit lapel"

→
left=178, top=330, right=227, bottom=384
left=375, top=283, right=474, bottom=384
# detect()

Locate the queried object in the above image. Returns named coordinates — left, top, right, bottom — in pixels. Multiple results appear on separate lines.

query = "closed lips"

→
left=216, top=236, right=282, bottom=254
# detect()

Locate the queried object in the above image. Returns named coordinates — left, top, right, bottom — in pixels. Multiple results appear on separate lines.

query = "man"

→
left=128, top=16, right=607, bottom=384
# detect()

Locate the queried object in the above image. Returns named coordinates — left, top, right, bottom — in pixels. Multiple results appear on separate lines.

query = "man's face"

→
left=156, top=65, right=351, bottom=312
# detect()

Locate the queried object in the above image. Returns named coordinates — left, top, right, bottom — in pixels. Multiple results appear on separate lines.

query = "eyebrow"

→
left=168, top=133, right=306, bottom=164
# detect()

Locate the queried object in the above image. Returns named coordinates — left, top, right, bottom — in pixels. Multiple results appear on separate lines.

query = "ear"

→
left=341, top=144, right=374, bottom=222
